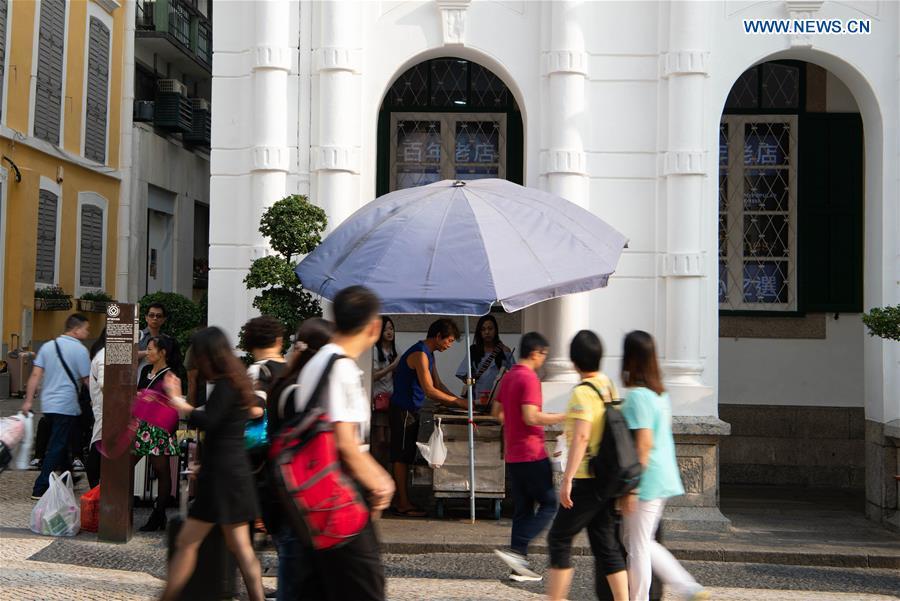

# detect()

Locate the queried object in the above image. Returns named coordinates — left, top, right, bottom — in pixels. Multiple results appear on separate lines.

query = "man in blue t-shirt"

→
left=390, top=318, right=466, bottom=516
left=22, top=314, right=91, bottom=498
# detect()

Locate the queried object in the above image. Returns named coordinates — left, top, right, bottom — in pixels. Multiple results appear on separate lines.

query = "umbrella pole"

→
left=465, top=316, right=476, bottom=524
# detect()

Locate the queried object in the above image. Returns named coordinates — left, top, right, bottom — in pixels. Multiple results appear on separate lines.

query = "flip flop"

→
left=390, top=506, right=427, bottom=518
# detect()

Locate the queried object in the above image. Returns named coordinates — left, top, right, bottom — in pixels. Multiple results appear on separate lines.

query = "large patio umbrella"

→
left=296, top=178, right=627, bottom=522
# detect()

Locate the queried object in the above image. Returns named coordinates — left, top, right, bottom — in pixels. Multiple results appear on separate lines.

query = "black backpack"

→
left=580, top=381, right=642, bottom=498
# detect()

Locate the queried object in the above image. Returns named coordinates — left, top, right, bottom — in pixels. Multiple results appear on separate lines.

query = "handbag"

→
left=269, top=354, right=370, bottom=550
left=132, top=388, right=179, bottom=432
left=373, top=392, right=391, bottom=412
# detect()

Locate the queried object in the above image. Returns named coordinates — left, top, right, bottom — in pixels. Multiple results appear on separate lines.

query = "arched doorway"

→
left=717, top=60, right=866, bottom=512
left=376, top=57, right=524, bottom=196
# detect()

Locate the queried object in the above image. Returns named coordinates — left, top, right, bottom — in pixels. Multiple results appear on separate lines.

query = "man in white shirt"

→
left=291, top=285, right=394, bottom=601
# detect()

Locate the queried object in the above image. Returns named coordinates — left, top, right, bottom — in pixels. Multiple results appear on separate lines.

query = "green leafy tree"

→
left=862, top=305, right=900, bottom=342
left=138, top=291, right=203, bottom=354
left=243, top=195, right=327, bottom=350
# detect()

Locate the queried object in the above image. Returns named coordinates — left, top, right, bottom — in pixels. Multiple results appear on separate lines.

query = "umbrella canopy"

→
left=296, top=179, right=627, bottom=315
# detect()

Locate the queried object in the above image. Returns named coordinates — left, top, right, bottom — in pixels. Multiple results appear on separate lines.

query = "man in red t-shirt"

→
left=491, top=332, right=566, bottom=582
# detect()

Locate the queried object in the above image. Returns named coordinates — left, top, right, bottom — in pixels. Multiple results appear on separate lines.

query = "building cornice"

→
left=0, top=126, right=121, bottom=180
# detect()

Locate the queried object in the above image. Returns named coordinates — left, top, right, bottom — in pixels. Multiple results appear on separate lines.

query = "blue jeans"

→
left=508, top=457, right=558, bottom=556
left=275, top=524, right=325, bottom=601
left=32, top=414, right=78, bottom=496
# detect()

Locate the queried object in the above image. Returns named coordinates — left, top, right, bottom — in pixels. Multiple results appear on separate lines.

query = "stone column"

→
left=208, top=0, right=291, bottom=339
left=539, top=0, right=590, bottom=409
left=313, top=1, right=361, bottom=231
left=661, top=1, right=730, bottom=531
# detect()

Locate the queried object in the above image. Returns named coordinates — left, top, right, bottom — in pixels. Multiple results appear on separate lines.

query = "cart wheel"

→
left=493, top=499, right=502, bottom=520
left=436, top=500, right=444, bottom=519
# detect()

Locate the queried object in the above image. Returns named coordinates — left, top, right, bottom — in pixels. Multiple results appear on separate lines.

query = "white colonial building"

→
left=210, top=0, right=899, bottom=530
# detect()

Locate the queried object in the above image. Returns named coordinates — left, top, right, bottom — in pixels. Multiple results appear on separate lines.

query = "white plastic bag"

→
left=30, top=471, right=80, bottom=537
left=551, top=432, right=568, bottom=473
left=416, top=418, right=448, bottom=468
left=13, top=412, right=34, bottom=470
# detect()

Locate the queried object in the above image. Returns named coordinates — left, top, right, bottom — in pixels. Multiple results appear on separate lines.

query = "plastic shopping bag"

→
left=551, top=432, right=568, bottom=473
left=30, top=471, right=81, bottom=537
left=416, top=418, right=448, bottom=468
left=13, top=411, right=34, bottom=470
left=80, top=485, right=101, bottom=533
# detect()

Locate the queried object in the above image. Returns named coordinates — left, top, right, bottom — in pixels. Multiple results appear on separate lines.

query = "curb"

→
left=380, top=542, right=900, bottom=570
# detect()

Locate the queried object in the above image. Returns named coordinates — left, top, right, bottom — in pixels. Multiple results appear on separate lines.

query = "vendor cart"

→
left=432, top=413, right=504, bottom=520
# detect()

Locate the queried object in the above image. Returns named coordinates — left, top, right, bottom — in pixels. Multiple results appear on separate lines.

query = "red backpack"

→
left=269, top=354, right=370, bottom=550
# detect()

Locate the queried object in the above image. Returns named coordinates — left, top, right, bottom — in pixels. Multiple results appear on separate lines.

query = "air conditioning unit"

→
left=184, top=98, right=211, bottom=147
left=192, top=98, right=210, bottom=111
left=157, top=79, right=187, bottom=97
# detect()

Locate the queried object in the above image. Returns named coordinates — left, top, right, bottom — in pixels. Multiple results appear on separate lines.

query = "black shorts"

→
left=547, top=479, right=626, bottom=574
left=388, top=404, right=420, bottom=464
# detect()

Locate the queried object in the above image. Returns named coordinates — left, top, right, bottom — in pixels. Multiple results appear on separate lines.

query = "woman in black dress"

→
left=159, top=327, right=264, bottom=601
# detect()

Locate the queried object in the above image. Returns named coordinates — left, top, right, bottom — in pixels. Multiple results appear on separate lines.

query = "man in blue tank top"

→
left=390, top=318, right=466, bottom=516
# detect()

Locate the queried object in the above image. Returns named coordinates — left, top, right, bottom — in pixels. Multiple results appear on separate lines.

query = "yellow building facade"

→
left=1, top=0, right=125, bottom=348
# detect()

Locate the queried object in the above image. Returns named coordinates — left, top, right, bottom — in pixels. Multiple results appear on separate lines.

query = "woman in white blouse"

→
left=86, top=328, right=106, bottom=489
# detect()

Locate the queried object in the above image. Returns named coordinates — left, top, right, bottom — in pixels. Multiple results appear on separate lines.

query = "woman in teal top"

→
left=619, top=331, right=708, bottom=601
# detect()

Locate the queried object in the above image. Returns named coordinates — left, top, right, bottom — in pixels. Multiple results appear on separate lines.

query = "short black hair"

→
left=64, top=313, right=89, bottom=332
left=242, top=316, right=284, bottom=351
left=146, top=302, right=167, bottom=317
left=333, top=286, right=381, bottom=334
left=519, top=331, right=549, bottom=360
left=427, top=318, right=460, bottom=340
left=570, top=330, right=603, bottom=373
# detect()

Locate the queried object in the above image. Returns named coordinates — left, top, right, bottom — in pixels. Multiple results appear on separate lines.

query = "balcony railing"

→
left=136, top=0, right=211, bottom=67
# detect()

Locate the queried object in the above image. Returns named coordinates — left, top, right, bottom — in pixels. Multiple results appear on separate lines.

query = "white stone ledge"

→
left=252, top=146, right=291, bottom=172
left=252, top=45, right=293, bottom=72
left=660, top=51, right=710, bottom=77
left=540, top=149, right=587, bottom=175
left=311, top=146, right=361, bottom=174
left=660, top=252, right=704, bottom=277
left=663, top=150, right=706, bottom=175
left=214, top=49, right=300, bottom=77
left=543, top=50, right=589, bottom=76
left=314, top=47, right=361, bottom=73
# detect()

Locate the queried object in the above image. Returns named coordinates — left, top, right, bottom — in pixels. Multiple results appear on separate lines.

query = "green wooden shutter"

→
left=798, top=114, right=863, bottom=312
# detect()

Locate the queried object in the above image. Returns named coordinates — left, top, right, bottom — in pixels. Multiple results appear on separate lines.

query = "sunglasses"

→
left=147, top=313, right=165, bottom=319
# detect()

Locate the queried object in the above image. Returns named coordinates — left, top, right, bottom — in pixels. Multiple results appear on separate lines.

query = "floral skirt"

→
left=133, top=420, right=180, bottom=456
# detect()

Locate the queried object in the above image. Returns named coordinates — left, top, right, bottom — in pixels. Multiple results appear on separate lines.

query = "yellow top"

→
left=565, top=374, right=618, bottom=479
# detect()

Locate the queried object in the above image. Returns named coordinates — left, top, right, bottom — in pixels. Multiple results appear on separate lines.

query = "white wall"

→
left=719, top=315, right=865, bottom=407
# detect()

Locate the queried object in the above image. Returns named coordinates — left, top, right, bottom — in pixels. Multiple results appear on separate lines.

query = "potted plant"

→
left=78, top=290, right=115, bottom=314
left=34, top=286, right=73, bottom=311
left=862, top=305, right=900, bottom=342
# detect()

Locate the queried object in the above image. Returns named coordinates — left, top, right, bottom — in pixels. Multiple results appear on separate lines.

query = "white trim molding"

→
left=74, top=190, right=109, bottom=297
left=312, top=47, right=360, bottom=73
left=0, top=0, right=14, bottom=127
left=0, top=124, right=121, bottom=178
left=543, top=50, right=589, bottom=77
left=663, top=150, right=706, bottom=175
left=253, top=45, right=292, bottom=72
left=252, top=145, right=290, bottom=172
left=436, top=0, right=471, bottom=46
left=28, top=0, right=71, bottom=147
left=311, top=145, right=360, bottom=174
left=661, top=252, right=704, bottom=278
left=36, top=175, right=63, bottom=288
left=92, top=0, right=121, bottom=15
left=661, top=51, right=710, bottom=78
left=540, top=149, right=587, bottom=176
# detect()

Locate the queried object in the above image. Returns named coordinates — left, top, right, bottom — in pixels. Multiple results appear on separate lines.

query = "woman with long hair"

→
left=159, top=327, right=264, bottom=601
left=370, top=316, right=398, bottom=467
left=86, top=328, right=107, bottom=489
left=134, top=335, right=182, bottom=531
left=262, top=317, right=335, bottom=601
left=455, top=314, right=514, bottom=406
left=619, top=331, right=708, bottom=601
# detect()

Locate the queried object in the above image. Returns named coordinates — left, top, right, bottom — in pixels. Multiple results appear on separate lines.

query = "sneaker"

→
left=509, top=572, right=542, bottom=582
left=72, top=459, right=85, bottom=472
left=29, top=458, right=42, bottom=470
left=493, top=548, right=542, bottom=580
left=30, top=493, right=43, bottom=500
left=686, top=589, right=711, bottom=601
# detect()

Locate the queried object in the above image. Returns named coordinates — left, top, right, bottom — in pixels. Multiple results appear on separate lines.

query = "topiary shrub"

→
left=862, top=305, right=900, bottom=342
left=138, top=291, right=203, bottom=353
left=243, top=194, right=326, bottom=350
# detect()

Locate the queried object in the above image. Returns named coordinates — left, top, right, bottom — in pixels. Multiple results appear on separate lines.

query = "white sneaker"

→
left=29, top=458, right=41, bottom=470
left=493, top=548, right=542, bottom=581
left=509, top=572, right=542, bottom=582
left=72, top=459, right=85, bottom=472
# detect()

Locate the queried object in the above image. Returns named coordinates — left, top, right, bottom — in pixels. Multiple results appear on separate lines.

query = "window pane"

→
left=743, top=214, right=789, bottom=257
left=430, top=59, right=468, bottom=108
left=742, top=261, right=788, bottom=304
left=469, top=63, right=508, bottom=109
left=725, top=68, right=759, bottom=110
left=743, top=169, right=788, bottom=211
left=718, top=261, right=728, bottom=304
left=454, top=120, right=501, bottom=180
left=394, top=120, right=441, bottom=191
left=744, top=122, right=789, bottom=166
left=761, top=63, right=800, bottom=109
left=388, top=63, right=429, bottom=109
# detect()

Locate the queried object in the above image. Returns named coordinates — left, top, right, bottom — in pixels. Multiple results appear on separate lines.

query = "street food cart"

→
left=431, top=412, right=504, bottom=519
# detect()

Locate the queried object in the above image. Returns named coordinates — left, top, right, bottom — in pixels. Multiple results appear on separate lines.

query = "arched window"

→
left=34, top=0, right=68, bottom=145
left=36, top=178, right=62, bottom=285
left=377, top=58, right=523, bottom=196
left=76, top=192, right=107, bottom=293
